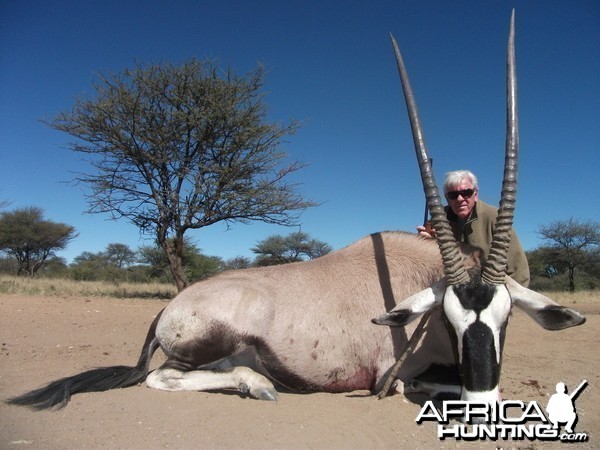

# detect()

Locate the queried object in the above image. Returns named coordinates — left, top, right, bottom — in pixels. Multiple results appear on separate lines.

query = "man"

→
left=417, top=169, right=530, bottom=287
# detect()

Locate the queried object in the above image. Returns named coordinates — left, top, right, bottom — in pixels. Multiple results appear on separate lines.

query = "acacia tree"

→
left=50, top=59, right=314, bottom=291
left=138, top=237, right=222, bottom=284
left=537, top=218, right=600, bottom=292
left=70, top=243, right=138, bottom=281
left=0, top=207, right=77, bottom=277
left=105, top=243, right=137, bottom=268
left=252, top=231, right=332, bottom=266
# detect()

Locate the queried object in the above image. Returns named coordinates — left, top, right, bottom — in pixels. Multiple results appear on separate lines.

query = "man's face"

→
left=445, top=178, right=478, bottom=220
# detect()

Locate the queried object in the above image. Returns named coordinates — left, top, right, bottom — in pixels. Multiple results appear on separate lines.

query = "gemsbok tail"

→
left=6, top=310, right=163, bottom=410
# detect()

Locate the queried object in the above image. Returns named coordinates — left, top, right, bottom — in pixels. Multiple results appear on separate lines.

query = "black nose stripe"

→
left=461, top=321, right=500, bottom=391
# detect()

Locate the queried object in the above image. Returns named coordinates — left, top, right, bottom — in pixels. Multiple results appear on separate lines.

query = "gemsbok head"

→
left=372, top=10, right=586, bottom=405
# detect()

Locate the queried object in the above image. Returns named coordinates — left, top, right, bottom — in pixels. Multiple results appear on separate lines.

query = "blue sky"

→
left=1, top=0, right=599, bottom=263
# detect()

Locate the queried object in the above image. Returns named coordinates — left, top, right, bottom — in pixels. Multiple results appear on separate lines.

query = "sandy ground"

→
left=1, top=293, right=598, bottom=449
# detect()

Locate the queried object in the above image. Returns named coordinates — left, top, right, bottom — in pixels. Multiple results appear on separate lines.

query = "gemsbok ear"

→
left=506, top=277, right=586, bottom=330
left=372, top=279, right=446, bottom=327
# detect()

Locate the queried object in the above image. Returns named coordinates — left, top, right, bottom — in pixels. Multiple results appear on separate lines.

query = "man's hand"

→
left=416, top=225, right=436, bottom=239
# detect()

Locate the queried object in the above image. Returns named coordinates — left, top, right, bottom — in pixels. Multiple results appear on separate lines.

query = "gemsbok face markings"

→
left=7, top=11, right=585, bottom=412
left=443, top=278, right=511, bottom=398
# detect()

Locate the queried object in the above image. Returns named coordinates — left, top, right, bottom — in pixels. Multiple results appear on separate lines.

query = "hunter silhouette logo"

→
left=546, top=380, right=587, bottom=435
left=415, top=380, right=589, bottom=442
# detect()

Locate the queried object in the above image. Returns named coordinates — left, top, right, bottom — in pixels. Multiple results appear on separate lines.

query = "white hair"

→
left=443, top=170, right=479, bottom=193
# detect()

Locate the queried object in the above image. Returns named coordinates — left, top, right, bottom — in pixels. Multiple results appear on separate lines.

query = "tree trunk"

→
left=159, top=234, right=189, bottom=292
left=17, top=258, right=34, bottom=277
left=568, top=266, right=576, bottom=293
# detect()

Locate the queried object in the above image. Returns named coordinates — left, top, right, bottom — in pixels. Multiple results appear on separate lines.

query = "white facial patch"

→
left=443, top=287, right=477, bottom=361
left=443, top=284, right=511, bottom=364
left=442, top=283, right=512, bottom=402
left=479, top=284, right=512, bottom=361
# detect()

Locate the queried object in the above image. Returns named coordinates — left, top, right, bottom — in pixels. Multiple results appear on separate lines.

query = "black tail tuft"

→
left=6, top=309, right=163, bottom=410
left=6, top=364, right=148, bottom=410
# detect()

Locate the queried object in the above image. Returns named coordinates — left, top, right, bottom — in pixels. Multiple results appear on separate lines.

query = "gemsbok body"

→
left=8, top=11, right=585, bottom=411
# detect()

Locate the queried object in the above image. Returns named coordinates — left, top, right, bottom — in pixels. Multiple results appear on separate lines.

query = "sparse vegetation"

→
left=528, top=218, right=600, bottom=292
left=0, top=207, right=77, bottom=276
left=50, top=59, right=315, bottom=291
left=535, top=290, right=600, bottom=307
left=0, top=275, right=176, bottom=300
left=1, top=274, right=598, bottom=306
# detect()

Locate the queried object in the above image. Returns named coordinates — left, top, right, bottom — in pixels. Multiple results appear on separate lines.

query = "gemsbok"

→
left=8, top=10, right=585, bottom=410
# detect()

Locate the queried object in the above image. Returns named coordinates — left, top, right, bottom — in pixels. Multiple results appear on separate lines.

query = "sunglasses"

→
left=446, top=188, right=475, bottom=200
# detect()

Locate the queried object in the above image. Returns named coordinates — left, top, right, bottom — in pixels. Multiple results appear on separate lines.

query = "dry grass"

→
left=0, top=275, right=177, bottom=300
left=0, top=274, right=598, bottom=305
left=538, top=290, right=600, bottom=307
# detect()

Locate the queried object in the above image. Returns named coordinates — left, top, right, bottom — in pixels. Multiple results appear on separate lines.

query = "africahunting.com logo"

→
left=416, top=380, right=588, bottom=442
